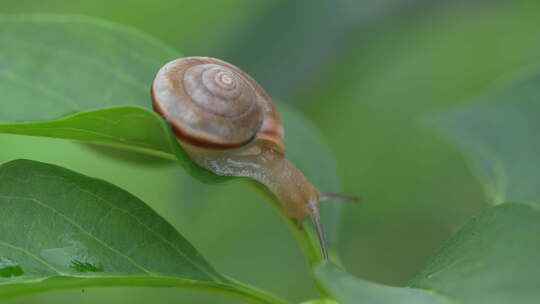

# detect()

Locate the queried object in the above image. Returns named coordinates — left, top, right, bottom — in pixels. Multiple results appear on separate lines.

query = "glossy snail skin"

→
left=178, top=141, right=320, bottom=220
left=152, top=57, right=328, bottom=258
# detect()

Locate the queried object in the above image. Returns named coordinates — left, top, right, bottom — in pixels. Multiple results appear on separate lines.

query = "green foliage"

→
left=410, top=71, right=540, bottom=304
left=0, top=14, right=211, bottom=179
left=315, top=202, right=540, bottom=304
left=1, top=5, right=540, bottom=304
left=0, top=15, right=176, bottom=115
left=0, top=106, right=219, bottom=183
left=301, top=0, right=540, bottom=284
left=299, top=299, right=338, bottom=304
left=311, top=49, right=540, bottom=304
left=0, top=15, right=345, bottom=267
left=0, top=107, right=172, bottom=158
left=0, top=14, right=344, bottom=303
left=412, top=203, right=540, bottom=304
left=314, top=263, right=449, bottom=304
left=431, top=72, right=540, bottom=204
left=0, top=160, right=285, bottom=304
left=0, top=159, right=221, bottom=286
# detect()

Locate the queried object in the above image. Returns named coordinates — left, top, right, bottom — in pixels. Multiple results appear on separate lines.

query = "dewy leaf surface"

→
left=430, top=72, right=540, bottom=205
left=0, top=15, right=343, bottom=264
left=0, top=159, right=288, bottom=304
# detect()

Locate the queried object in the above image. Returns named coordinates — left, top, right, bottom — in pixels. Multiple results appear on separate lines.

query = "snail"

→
left=151, top=57, right=357, bottom=259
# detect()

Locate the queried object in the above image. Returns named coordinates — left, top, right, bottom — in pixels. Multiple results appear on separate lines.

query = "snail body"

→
left=179, top=140, right=319, bottom=220
left=152, top=57, right=338, bottom=259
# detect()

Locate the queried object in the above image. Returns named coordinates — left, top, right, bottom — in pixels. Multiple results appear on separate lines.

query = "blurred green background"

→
left=2, top=0, right=540, bottom=303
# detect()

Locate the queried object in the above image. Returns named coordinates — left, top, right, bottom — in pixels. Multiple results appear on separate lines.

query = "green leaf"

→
left=0, top=106, right=221, bottom=183
left=0, top=15, right=196, bottom=174
left=430, top=72, right=540, bottom=205
left=412, top=202, right=540, bottom=304
left=315, top=202, right=540, bottom=304
left=0, top=15, right=342, bottom=265
left=299, top=298, right=339, bottom=304
left=313, top=262, right=450, bottom=304
left=300, top=2, right=540, bottom=284
left=0, top=159, right=287, bottom=304
left=0, top=14, right=177, bottom=117
left=415, top=66, right=540, bottom=304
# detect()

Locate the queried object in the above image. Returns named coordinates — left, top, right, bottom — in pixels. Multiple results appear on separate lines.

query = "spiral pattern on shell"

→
left=152, top=57, right=284, bottom=150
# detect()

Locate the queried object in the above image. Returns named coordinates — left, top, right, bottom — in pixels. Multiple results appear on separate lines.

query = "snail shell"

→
left=151, top=57, right=284, bottom=152
left=152, top=57, right=329, bottom=259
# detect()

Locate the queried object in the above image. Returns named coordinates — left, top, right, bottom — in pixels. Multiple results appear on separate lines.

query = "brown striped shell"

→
left=151, top=57, right=284, bottom=152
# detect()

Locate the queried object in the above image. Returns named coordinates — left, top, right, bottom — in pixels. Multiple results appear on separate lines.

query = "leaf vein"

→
left=0, top=240, right=64, bottom=276
left=31, top=173, right=223, bottom=282
left=0, top=195, right=156, bottom=276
